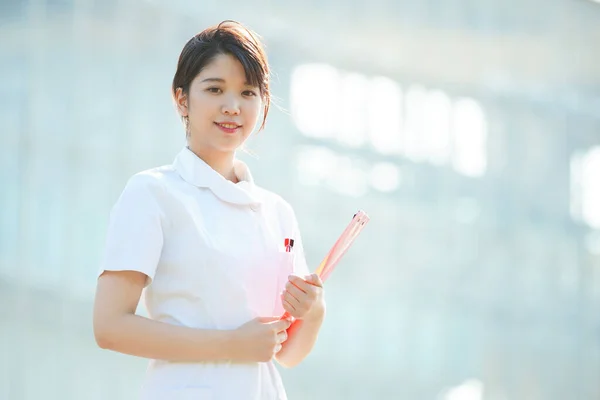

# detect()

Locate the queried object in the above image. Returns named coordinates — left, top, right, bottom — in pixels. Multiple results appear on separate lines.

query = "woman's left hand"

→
left=281, top=273, right=325, bottom=322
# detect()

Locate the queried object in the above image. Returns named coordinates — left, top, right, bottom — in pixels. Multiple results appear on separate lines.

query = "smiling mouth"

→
left=215, top=122, right=241, bottom=129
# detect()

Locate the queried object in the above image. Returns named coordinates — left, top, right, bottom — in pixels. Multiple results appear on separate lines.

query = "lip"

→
left=214, top=122, right=242, bottom=134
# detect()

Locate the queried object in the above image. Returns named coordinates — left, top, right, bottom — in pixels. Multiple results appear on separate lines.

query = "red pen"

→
left=284, top=238, right=294, bottom=252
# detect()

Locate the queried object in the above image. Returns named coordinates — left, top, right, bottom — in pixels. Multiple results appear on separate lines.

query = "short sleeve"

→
left=98, top=173, right=164, bottom=287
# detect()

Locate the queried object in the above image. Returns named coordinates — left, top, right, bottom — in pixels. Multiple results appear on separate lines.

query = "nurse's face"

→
left=181, top=53, right=262, bottom=155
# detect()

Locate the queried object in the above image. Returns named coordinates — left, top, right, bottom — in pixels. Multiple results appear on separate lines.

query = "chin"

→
left=214, top=142, right=244, bottom=154
left=218, top=137, right=249, bottom=152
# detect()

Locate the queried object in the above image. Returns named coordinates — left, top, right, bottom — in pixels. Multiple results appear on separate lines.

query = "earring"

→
left=183, top=116, right=190, bottom=137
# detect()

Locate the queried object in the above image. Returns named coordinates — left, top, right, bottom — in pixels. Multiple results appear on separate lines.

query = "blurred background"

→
left=1, top=0, right=600, bottom=399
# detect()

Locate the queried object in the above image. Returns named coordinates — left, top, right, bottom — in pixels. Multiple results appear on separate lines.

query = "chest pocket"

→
left=197, top=246, right=295, bottom=326
left=181, top=216, right=295, bottom=329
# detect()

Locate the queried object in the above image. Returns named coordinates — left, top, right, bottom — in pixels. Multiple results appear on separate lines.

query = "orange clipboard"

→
left=313, top=210, right=370, bottom=282
left=280, top=210, right=370, bottom=320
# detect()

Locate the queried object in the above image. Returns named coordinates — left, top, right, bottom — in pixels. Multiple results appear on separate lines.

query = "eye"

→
left=243, top=90, right=258, bottom=97
left=207, top=87, right=222, bottom=94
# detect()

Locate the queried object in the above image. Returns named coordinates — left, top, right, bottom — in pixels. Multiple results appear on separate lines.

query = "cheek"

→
left=189, top=94, right=215, bottom=119
left=248, top=99, right=262, bottom=119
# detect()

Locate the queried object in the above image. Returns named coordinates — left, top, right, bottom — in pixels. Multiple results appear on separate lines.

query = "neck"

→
left=187, top=145, right=238, bottom=183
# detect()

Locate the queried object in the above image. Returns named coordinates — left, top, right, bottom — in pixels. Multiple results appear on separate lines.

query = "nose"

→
left=221, top=94, right=240, bottom=115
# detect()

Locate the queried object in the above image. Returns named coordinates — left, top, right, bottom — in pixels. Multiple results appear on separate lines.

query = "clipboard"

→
left=313, top=210, right=370, bottom=282
left=280, top=210, right=370, bottom=320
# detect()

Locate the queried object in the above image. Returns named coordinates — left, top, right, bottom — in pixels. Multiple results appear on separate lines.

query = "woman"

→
left=93, top=20, right=326, bottom=400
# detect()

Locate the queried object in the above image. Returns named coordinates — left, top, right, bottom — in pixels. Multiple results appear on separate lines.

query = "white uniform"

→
left=99, top=146, right=309, bottom=400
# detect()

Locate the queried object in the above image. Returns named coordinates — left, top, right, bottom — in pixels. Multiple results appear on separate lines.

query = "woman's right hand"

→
left=231, top=317, right=292, bottom=362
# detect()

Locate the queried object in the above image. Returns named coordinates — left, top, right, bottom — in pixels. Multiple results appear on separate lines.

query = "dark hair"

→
left=172, top=20, right=271, bottom=131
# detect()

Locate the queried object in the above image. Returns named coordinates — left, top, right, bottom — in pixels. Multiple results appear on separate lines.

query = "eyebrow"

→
left=200, top=77, right=255, bottom=86
left=201, top=78, right=226, bottom=83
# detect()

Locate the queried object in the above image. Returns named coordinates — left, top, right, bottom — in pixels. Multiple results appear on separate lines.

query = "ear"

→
left=174, top=87, right=188, bottom=117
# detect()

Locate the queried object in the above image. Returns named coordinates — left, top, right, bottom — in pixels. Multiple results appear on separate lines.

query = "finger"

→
left=282, top=290, right=301, bottom=307
left=285, top=300, right=308, bottom=316
left=274, top=343, right=283, bottom=354
left=287, top=275, right=309, bottom=293
left=285, top=281, right=305, bottom=302
left=277, top=330, right=288, bottom=344
left=305, top=285, right=319, bottom=300
left=271, top=318, right=292, bottom=332
left=281, top=296, right=300, bottom=312
left=306, top=273, right=323, bottom=288
left=290, top=303, right=309, bottom=315
left=258, top=316, right=280, bottom=323
left=282, top=301, right=293, bottom=314
left=279, top=312, right=293, bottom=323
left=289, top=282, right=319, bottom=304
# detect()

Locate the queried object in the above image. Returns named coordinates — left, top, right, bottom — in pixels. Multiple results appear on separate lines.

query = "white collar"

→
left=173, top=147, right=262, bottom=208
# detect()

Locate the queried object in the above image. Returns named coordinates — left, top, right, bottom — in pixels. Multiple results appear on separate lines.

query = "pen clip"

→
left=284, top=238, right=293, bottom=252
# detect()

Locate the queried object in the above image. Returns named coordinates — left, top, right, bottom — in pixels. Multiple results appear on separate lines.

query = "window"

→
left=291, top=63, right=340, bottom=139
left=296, top=146, right=369, bottom=197
left=423, top=90, right=452, bottom=165
left=404, top=86, right=454, bottom=165
left=452, top=98, right=487, bottom=177
left=336, top=73, right=368, bottom=148
left=368, top=76, right=403, bottom=154
left=403, top=84, right=429, bottom=162
left=572, top=147, right=600, bottom=229
left=290, top=63, right=490, bottom=197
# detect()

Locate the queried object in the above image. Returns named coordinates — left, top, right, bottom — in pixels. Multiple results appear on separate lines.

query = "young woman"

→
left=93, top=20, right=326, bottom=400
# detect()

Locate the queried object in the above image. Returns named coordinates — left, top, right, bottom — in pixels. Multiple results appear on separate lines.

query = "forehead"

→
left=196, top=53, right=248, bottom=83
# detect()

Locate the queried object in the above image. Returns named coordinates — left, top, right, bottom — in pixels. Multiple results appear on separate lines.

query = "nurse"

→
left=93, top=20, right=326, bottom=400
